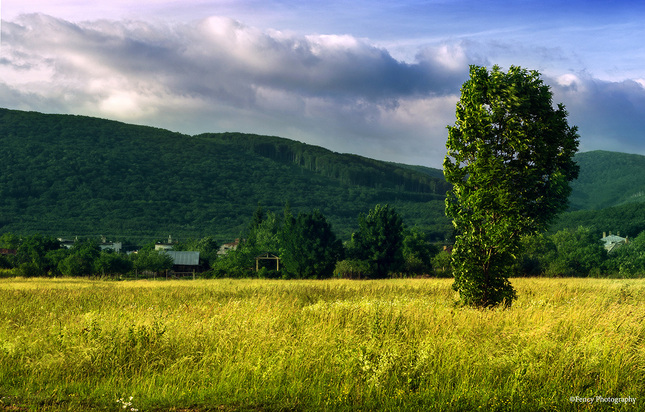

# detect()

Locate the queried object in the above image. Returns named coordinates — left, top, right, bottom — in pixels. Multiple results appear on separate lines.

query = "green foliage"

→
left=0, top=108, right=450, bottom=242
left=249, top=203, right=266, bottom=232
left=553, top=201, right=645, bottom=238
left=550, top=150, right=645, bottom=236
left=431, top=250, right=453, bottom=277
left=603, top=231, right=645, bottom=277
left=173, top=236, right=219, bottom=269
left=211, top=241, right=258, bottom=278
left=349, top=204, right=405, bottom=277
left=57, top=239, right=101, bottom=277
left=17, top=262, right=43, bottom=278
left=280, top=210, right=344, bottom=279
left=334, top=259, right=372, bottom=278
left=250, top=211, right=283, bottom=254
left=0, top=232, right=20, bottom=249
left=547, top=227, right=607, bottom=277
left=568, top=150, right=645, bottom=210
left=212, top=205, right=446, bottom=279
left=94, top=250, right=134, bottom=276
left=444, top=65, right=579, bottom=307
left=211, top=208, right=286, bottom=278
left=512, top=234, right=557, bottom=277
left=401, top=227, right=438, bottom=275
left=15, top=234, right=61, bottom=276
left=131, top=249, right=174, bottom=274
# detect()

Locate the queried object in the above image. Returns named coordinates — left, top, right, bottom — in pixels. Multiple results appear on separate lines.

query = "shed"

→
left=163, top=250, right=200, bottom=272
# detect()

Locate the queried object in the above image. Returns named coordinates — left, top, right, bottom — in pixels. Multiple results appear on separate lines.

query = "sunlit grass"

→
left=1, top=277, right=643, bottom=411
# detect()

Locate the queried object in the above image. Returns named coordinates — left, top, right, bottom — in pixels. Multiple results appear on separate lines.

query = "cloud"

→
left=549, top=73, right=645, bottom=154
left=0, top=13, right=471, bottom=165
left=2, top=13, right=645, bottom=168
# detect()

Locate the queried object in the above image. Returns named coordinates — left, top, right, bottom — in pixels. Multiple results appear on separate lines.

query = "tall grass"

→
left=0, top=278, right=643, bottom=411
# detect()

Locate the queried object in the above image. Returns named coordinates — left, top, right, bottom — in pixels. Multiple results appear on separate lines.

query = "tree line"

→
left=2, top=215, right=645, bottom=280
left=205, top=203, right=441, bottom=279
left=0, top=204, right=445, bottom=279
left=0, top=233, right=174, bottom=277
left=514, top=227, right=645, bottom=278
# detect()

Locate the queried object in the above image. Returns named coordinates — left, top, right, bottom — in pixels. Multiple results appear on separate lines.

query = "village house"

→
left=99, top=236, right=122, bottom=253
left=155, top=235, right=175, bottom=251
left=601, top=232, right=628, bottom=253
left=218, top=238, right=240, bottom=255
left=58, top=237, right=122, bottom=252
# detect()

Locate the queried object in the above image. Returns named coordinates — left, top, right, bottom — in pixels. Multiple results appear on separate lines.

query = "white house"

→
left=601, top=232, right=627, bottom=253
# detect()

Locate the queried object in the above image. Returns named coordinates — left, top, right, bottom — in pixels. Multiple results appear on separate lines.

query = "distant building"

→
left=99, top=236, right=122, bottom=253
left=58, top=238, right=76, bottom=249
left=162, top=250, right=200, bottom=272
left=218, top=238, right=240, bottom=255
left=155, top=235, right=175, bottom=251
left=58, top=237, right=122, bottom=253
left=601, top=232, right=628, bottom=253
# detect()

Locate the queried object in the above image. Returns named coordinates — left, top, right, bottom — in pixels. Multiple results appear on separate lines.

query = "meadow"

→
left=0, top=277, right=643, bottom=411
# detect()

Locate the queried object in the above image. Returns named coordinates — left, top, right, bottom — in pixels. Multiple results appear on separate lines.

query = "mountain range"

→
left=1, top=107, right=644, bottom=243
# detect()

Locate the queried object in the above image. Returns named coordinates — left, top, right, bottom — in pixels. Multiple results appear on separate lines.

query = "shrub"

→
left=334, top=259, right=371, bottom=279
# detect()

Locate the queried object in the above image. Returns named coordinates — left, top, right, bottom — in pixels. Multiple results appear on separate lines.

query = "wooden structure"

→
left=255, top=253, right=280, bottom=272
left=163, top=250, right=201, bottom=273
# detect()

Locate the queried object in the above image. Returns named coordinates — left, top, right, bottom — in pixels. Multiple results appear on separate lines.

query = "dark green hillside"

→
left=199, top=133, right=447, bottom=193
left=390, top=163, right=446, bottom=180
left=551, top=150, right=645, bottom=236
left=0, top=108, right=451, bottom=242
left=569, top=150, right=645, bottom=210
left=552, top=202, right=645, bottom=239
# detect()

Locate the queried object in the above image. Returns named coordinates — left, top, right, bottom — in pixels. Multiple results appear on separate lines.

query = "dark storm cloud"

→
left=552, top=74, right=645, bottom=153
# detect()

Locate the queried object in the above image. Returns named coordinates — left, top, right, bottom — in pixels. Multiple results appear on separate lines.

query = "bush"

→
left=334, top=259, right=371, bottom=279
left=431, top=250, right=452, bottom=277
left=0, top=268, right=18, bottom=278
left=257, top=267, right=280, bottom=279
left=18, top=262, right=45, bottom=277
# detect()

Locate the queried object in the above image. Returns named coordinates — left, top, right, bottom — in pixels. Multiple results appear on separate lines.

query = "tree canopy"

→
left=349, top=204, right=405, bottom=277
left=444, top=65, right=579, bottom=307
left=280, top=210, right=344, bottom=279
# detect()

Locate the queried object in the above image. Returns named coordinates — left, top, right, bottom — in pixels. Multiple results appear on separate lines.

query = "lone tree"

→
left=444, top=65, right=579, bottom=308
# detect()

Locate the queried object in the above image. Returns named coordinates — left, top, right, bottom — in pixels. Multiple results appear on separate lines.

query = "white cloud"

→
left=556, top=74, right=580, bottom=88
left=2, top=12, right=645, bottom=167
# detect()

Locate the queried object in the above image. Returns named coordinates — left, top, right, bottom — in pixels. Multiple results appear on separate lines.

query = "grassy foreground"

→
left=0, top=278, right=643, bottom=411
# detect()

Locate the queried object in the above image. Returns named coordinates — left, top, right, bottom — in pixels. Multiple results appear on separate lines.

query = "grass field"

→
left=0, top=277, right=643, bottom=411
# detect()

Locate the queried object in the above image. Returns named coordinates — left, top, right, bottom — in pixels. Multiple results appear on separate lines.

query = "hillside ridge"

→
left=0, top=108, right=450, bottom=241
left=569, top=150, right=645, bottom=210
left=2, top=107, right=644, bottom=241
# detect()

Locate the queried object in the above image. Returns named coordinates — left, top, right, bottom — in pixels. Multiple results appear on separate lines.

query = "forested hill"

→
left=568, top=150, right=645, bottom=211
left=552, top=150, right=645, bottom=237
left=0, top=108, right=451, bottom=242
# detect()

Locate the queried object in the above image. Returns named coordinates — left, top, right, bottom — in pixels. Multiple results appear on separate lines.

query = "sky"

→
left=2, top=0, right=645, bottom=168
